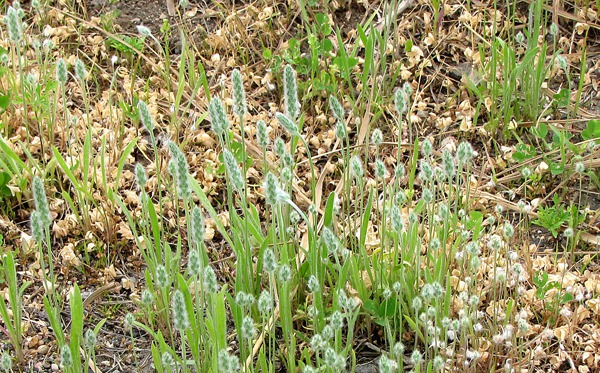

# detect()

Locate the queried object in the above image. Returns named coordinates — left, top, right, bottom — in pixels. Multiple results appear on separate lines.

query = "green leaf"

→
left=315, top=13, right=332, bottom=36
left=0, top=94, right=9, bottom=112
left=582, top=120, right=600, bottom=142
left=321, top=39, right=334, bottom=53
left=323, top=192, right=336, bottom=228
left=405, top=39, right=413, bottom=52
left=553, top=88, right=570, bottom=107
left=548, top=161, right=564, bottom=175
left=108, top=35, right=145, bottom=54
left=262, top=48, right=272, bottom=60
left=0, top=171, right=9, bottom=186
left=531, top=123, right=548, bottom=139
left=513, top=144, right=536, bottom=162
left=363, top=299, right=378, bottom=316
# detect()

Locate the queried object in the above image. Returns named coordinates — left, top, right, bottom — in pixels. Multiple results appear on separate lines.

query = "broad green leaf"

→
left=582, top=119, right=600, bottom=142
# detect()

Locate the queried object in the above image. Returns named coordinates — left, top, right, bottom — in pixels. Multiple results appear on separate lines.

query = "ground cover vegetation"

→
left=0, top=0, right=599, bottom=371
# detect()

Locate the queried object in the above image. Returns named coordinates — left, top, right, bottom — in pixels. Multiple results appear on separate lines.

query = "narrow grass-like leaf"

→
left=359, top=187, right=374, bottom=249
left=114, top=138, right=138, bottom=189
left=69, top=284, right=84, bottom=372
left=189, top=177, right=233, bottom=248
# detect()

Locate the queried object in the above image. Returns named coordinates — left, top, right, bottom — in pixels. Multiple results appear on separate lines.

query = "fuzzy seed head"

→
left=411, top=350, right=423, bottom=365
left=277, top=264, right=291, bottom=283
left=124, top=312, right=135, bottom=330
left=488, top=234, right=503, bottom=252
left=378, top=354, right=398, bottom=373
left=329, top=311, right=344, bottom=331
left=419, top=160, right=433, bottom=182
left=137, top=100, right=155, bottom=133
left=171, top=290, right=190, bottom=331
left=503, top=222, right=514, bottom=238
left=84, top=329, right=97, bottom=350
left=141, top=289, right=154, bottom=306
left=161, top=352, right=175, bottom=368
left=563, top=227, right=574, bottom=238
left=217, top=349, right=240, bottom=373
left=59, top=345, right=72, bottom=368
left=335, top=120, right=347, bottom=139
left=350, top=156, right=364, bottom=179
left=329, top=95, right=344, bottom=122
left=395, top=190, right=407, bottom=205
left=371, top=129, right=383, bottom=146
left=1, top=351, right=11, bottom=371
left=442, top=149, right=455, bottom=178
left=403, top=82, right=413, bottom=97
left=456, top=141, right=475, bottom=167
left=274, top=137, right=286, bottom=158
left=263, top=248, right=277, bottom=273
left=74, top=58, right=88, bottom=81
left=310, top=334, right=326, bottom=351
left=231, top=69, right=247, bottom=119
left=3, top=6, right=23, bottom=44
left=276, top=111, right=299, bottom=135
left=32, top=176, right=52, bottom=228
left=136, top=25, right=153, bottom=37
left=31, top=210, right=44, bottom=242
left=187, top=248, right=202, bottom=277
left=421, top=138, right=433, bottom=157
left=337, top=289, right=357, bottom=313
left=263, top=172, right=284, bottom=205
left=433, top=356, right=445, bottom=371
left=235, top=291, right=255, bottom=307
left=412, top=296, right=422, bottom=311
left=394, top=87, right=406, bottom=115
left=222, top=149, right=244, bottom=192
left=203, top=266, right=219, bottom=293
left=307, top=275, right=320, bottom=293
left=258, top=290, right=273, bottom=315
left=422, top=188, right=433, bottom=203
left=390, top=205, right=404, bottom=234
left=190, top=206, right=206, bottom=248
left=556, top=55, right=568, bottom=71
left=322, top=227, right=340, bottom=256
left=283, top=65, right=300, bottom=121
left=209, top=97, right=230, bottom=135
left=155, top=265, right=169, bottom=288
left=168, top=142, right=191, bottom=199
left=241, top=315, right=256, bottom=339
left=375, top=159, right=388, bottom=180
left=256, top=119, right=269, bottom=148
left=55, top=58, right=68, bottom=85
left=135, top=163, right=148, bottom=189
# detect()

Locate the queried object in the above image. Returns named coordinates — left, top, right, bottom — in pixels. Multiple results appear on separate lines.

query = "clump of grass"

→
left=1, top=2, right=598, bottom=372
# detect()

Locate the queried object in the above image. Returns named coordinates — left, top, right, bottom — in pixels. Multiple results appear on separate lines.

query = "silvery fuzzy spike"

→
left=74, top=58, right=88, bottom=81
left=209, top=97, right=230, bottom=135
left=32, top=176, right=52, bottom=228
left=231, top=69, right=247, bottom=119
left=171, top=290, right=190, bottom=331
left=137, top=100, right=155, bottom=133
left=222, top=149, right=244, bottom=192
left=283, top=65, right=300, bottom=121
left=256, top=119, right=269, bottom=148
left=329, top=95, right=344, bottom=122
left=276, top=112, right=299, bottom=135
left=55, top=58, right=68, bottom=85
